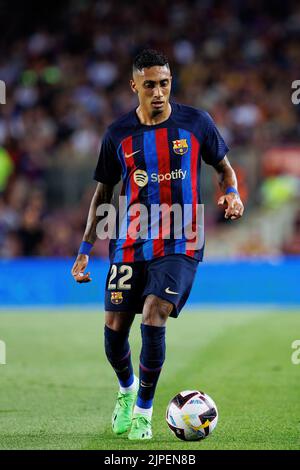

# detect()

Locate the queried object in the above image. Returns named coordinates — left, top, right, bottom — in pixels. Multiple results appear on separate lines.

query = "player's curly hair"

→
left=133, top=48, right=169, bottom=71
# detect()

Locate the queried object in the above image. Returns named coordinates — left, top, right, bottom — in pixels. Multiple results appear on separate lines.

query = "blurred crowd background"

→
left=0, top=0, right=299, bottom=259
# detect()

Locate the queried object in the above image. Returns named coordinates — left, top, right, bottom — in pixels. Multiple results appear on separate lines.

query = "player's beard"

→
left=151, top=109, right=163, bottom=117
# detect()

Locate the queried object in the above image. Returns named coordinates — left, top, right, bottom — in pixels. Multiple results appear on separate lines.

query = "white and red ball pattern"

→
left=166, top=390, right=218, bottom=441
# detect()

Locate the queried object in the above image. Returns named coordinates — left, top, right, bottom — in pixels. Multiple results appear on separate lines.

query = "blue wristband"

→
left=225, top=186, right=239, bottom=196
left=78, top=241, right=93, bottom=256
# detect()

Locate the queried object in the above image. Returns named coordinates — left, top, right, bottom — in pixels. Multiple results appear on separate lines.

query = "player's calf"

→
left=130, top=319, right=167, bottom=438
left=104, top=322, right=138, bottom=435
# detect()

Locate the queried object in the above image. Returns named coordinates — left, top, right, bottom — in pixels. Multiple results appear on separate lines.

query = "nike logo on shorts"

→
left=165, top=287, right=179, bottom=295
left=124, top=150, right=141, bottom=158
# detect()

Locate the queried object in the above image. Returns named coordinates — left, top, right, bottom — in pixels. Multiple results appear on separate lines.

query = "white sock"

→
left=133, top=405, right=153, bottom=419
left=119, top=375, right=138, bottom=394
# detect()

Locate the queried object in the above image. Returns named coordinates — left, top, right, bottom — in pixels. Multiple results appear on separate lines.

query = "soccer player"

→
left=71, top=49, right=244, bottom=440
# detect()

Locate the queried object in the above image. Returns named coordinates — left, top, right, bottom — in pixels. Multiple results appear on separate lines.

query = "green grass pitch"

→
left=0, top=309, right=299, bottom=450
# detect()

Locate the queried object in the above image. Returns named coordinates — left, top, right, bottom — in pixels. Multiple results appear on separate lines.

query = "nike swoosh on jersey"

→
left=165, top=287, right=179, bottom=295
left=124, top=150, right=141, bottom=158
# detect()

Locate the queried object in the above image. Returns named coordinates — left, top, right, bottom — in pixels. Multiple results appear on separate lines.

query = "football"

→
left=166, top=390, right=218, bottom=441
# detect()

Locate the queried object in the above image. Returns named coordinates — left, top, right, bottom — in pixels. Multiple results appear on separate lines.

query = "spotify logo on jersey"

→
left=133, top=169, right=187, bottom=188
left=133, top=170, right=149, bottom=188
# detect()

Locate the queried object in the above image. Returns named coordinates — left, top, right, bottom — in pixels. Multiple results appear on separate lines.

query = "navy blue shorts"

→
left=104, top=254, right=199, bottom=318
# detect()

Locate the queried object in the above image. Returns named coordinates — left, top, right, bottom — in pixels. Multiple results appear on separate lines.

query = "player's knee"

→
left=142, top=295, right=173, bottom=326
left=105, top=313, right=118, bottom=331
left=105, top=311, right=131, bottom=332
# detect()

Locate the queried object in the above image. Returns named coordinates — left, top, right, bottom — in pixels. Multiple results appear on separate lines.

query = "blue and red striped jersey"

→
left=94, top=102, right=229, bottom=263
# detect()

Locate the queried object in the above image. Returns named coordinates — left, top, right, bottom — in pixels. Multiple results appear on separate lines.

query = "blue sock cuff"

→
left=136, top=397, right=153, bottom=409
left=119, top=374, right=134, bottom=388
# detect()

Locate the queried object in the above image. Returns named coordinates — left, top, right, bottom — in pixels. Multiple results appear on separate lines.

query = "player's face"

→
left=131, top=66, right=172, bottom=117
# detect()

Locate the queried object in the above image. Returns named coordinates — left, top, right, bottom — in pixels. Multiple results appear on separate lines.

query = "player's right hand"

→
left=71, top=254, right=92, bottom=283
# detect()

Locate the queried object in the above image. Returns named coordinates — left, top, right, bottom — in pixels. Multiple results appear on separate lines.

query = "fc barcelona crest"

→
left=111, top=291, right=123, bottom=305
left=172, top=139, right=188, bottom=155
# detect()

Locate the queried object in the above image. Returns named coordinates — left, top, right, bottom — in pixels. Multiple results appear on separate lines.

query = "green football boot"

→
left=128, top=414, right=153, bottom=440
left=112, top=378, right=138, bottom=435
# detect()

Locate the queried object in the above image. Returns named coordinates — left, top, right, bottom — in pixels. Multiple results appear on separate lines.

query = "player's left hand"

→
left=71, top=254, right=92, bottom=283
left=217, top=194, right=244, bottom=220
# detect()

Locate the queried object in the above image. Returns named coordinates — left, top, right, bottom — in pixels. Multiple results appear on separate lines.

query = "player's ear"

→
left=130, top=79, right=138, bottom=94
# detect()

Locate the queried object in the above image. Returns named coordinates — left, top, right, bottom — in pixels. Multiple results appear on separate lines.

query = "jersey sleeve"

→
left=201, top=112, right=229, bottom=166
left=94, top=131, right=122, bottom=185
